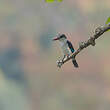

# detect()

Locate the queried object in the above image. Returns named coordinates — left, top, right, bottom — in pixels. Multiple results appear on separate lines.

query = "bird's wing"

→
left=67, top=40, right=75, bottom=53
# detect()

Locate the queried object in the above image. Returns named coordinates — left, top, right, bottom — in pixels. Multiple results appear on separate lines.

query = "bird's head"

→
left=53, top=34, right=67, bottom=41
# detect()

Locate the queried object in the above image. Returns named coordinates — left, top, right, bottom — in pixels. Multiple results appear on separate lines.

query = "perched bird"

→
left=53, top=34, right=78, bottom=68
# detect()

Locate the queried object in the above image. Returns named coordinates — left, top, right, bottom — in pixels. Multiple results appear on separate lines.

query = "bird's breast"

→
left=61, top=43, right=71, bottom=56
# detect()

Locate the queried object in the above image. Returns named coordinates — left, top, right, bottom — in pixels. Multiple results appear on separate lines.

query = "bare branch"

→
left=57, top=24, right=110, bottom=68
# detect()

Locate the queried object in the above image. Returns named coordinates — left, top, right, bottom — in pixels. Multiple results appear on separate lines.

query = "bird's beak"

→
left=52, top=37, right=59, bottom=41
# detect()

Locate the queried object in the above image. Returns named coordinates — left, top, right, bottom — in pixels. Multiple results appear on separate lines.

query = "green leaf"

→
left=106, top=17, right=110, bottom=25
left=57, top=0, right=63, bottom=2
left=105, top=17, right=110, bottom=31
left=45, top=0, right=54, bottom=3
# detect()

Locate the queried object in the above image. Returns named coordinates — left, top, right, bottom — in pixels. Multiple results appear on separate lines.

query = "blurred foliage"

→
left=0, top=0, right=110, bottom=110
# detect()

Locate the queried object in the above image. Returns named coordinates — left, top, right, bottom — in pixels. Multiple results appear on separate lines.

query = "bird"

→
left=53, top=34, right=78, bottom=68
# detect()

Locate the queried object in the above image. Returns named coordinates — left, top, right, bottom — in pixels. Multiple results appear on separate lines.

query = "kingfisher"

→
left=53, top=34, right=78, bottom=68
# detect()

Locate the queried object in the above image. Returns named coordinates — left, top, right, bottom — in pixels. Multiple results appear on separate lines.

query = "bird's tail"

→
left=72, top=58, right=79, bottom=68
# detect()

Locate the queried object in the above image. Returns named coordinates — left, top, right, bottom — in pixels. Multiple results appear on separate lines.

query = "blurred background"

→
left=0, top=0, right=110, bottom=110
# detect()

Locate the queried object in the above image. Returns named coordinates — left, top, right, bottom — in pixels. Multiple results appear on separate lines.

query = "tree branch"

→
left=57, top=24, right=110, bottom=68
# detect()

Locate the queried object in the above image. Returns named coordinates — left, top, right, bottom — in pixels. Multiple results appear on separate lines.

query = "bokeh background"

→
left=0, top=0, right=110, bottom=110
